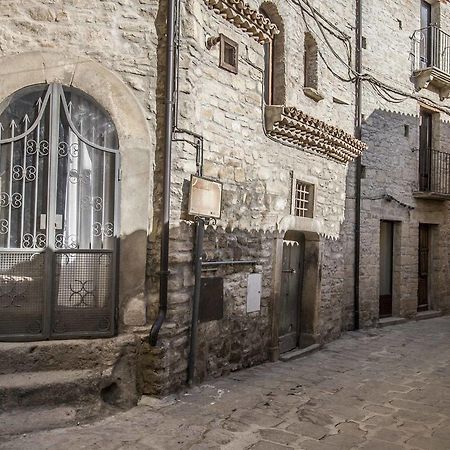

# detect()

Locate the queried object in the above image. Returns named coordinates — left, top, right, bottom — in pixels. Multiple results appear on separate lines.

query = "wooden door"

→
left=279, top=239, right=303, bottom=353
left=418, top=224, right=430, bottom=312
left=379, top=221, right=394, bottom=318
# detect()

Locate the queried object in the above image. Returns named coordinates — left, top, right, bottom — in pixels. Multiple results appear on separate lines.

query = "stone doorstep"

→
left=416, top=310, right=443, bottom=321
left=0, top=334, right=136, bottom=375
left=279, top=344, right=320, bottom=362
left=0, top=403, right=113, bottom=437
left=378, top=317, right=408, bottom=328
left=0, top=369, right=104, bottom=412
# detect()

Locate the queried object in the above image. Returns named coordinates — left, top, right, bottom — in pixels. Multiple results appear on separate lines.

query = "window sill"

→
left=303, top=87, right=324, bottom=102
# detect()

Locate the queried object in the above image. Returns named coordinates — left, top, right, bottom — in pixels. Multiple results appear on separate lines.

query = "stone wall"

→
left=144, top=0, right=360, bottom=393
left=341, top=0, right=450, bottom=328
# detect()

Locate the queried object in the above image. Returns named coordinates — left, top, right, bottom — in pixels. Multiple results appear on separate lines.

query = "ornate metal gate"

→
left=0, top=84, right=119, bottom=340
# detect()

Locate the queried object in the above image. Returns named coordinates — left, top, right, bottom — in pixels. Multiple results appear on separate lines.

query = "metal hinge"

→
left=118, top=168, right=123, bottom=181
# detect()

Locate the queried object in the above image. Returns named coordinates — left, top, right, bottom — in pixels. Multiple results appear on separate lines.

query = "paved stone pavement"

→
left=2, top=317, right=450, bottom=450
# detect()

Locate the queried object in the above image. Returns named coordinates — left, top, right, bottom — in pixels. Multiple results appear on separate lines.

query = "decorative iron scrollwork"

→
left=0, top=192, right=23, bottom=208
left=0, top=219, right=9, bottom=235
left=12, top=165, right=37, bottom=182
left=81, top=196, right=103, bottom=211
left=58, top=141, right=79, bottom=158
left=22, top=233, right=46, bottom=249
left=69, top=168, right=90, bottom=184
left=55, top=233, right=78, bottom=249
left=93, top=222, right=114, bottom=238
left=69, top=279, right=96, bottom=307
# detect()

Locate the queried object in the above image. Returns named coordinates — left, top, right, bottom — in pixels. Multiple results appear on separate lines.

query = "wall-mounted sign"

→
left=188, top=175, right=223, bottom=219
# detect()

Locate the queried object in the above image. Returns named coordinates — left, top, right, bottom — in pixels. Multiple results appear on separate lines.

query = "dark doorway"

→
left=420, top=0, right=432, bottom=68
left=419, top=109, right=433, bottom=191
left=279, top=234, right=304, bottom=354
left=418, top=224, right=430, bottom=312
left=379, top=221, right=394, bottom=318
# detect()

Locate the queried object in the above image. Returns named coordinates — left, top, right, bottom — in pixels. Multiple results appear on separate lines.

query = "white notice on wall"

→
left=247, top=273, right=262, bottom=313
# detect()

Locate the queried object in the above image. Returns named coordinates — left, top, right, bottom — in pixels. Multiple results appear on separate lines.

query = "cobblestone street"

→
left=2, top=317, right=450, bottom=450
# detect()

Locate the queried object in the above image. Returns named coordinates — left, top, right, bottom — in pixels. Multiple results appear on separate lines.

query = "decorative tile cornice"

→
left=265, top=106, right=367, bottom=163
left=204, top=0, right=279, bottom=44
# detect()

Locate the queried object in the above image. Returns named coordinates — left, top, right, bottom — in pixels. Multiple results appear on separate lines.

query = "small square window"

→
left=293, top=180, right=314, bottom=218
left=219, top=34, right=238, bottom=74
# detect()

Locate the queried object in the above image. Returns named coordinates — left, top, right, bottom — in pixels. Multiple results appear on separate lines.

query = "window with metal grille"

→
left=293, top=181, right=314, bottom=218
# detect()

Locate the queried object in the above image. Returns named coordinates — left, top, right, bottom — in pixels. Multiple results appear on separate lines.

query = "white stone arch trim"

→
left=0, top=51, right=153, bottom=326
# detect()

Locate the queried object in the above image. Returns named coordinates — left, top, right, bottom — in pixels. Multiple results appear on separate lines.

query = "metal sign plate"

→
left=188, top=175, right=222, bottom=219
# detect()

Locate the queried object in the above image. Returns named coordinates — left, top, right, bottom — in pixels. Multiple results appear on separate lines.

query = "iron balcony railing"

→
left=411, top=25, right=450, bottom=75
left=419, top=147, right=450, bottom=195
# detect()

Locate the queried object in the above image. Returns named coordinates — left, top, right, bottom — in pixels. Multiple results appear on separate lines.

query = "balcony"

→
left=411, top=26, right=450, bottom=100
left=414, top=147, right=450, bottom=200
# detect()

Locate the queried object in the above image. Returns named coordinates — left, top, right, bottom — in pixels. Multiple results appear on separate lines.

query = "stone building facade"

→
left=341, top=0, right=450, bottom=330
left=0, top=0, right=364, bottom=398
left=0, top=0, right=448, bottom=404
left=141, top=0, right=365, bottom=394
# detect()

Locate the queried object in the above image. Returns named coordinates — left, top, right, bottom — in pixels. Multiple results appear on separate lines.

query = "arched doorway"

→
left=0, top=83, right=119, bottom=340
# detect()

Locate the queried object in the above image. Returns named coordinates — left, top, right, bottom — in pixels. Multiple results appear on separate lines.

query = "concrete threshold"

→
left=378, top=317, right=407, bottom=328
left=416, top=310, right=442, bottom=321
left=279, top=344, right=320, bottom=362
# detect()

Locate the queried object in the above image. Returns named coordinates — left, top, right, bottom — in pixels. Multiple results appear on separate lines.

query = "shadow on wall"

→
left=141, top=223, right=276, bottom=395
left=341, top=107, right=450, bottom=328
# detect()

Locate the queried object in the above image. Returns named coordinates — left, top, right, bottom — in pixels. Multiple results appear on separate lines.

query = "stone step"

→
left=0, top=369, right=107, bottom=412
left=378, top=317, right=408, bottom=328
left=0, top=335, right=135, bottom=375
left=416, top=310, right=442, bottom=321
left=279, top=344, right=320, bottom=362
left=0, top=403, right=117, bottom=437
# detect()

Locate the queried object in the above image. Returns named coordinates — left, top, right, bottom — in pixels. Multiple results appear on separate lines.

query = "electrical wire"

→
left=289, top=0, right=450, bottom=116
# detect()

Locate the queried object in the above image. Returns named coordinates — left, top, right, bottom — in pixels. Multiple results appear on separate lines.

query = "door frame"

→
left=270, top=229, right=321, bottom=361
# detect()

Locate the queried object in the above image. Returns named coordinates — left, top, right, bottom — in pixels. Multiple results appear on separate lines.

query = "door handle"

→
left=282, top=269, right=296, bottom=274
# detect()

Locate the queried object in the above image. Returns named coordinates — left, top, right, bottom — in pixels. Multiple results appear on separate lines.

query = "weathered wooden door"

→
left=279, top=239, right=304, bottom=354
left=418, top=224, right=430, bottom=312
left=379, top=221, right=394, bottom=318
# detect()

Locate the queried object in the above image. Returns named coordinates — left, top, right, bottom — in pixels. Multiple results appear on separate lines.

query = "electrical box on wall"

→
left=199, top=277, right=224, bottom=322
left=247, top=273, right=262, bottom=313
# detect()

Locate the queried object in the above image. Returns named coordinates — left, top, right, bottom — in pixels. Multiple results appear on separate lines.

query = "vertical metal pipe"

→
left=354, top=0, right=363, bottom=330
left=149, top=0, right=177, bottom=345
left=188, top=216, right=204, bottom=385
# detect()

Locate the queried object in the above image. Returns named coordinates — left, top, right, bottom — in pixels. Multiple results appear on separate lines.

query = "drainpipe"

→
left=354, top=0, right=363, bottom=330
left=149, top=0, right=177, bottom=345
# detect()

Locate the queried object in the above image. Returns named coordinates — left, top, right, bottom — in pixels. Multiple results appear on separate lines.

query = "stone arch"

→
left=304, top=32, right=319, bottom=90
left=0, top=51, right=153, bottom=327
left=260, top=2, right=286, bottom=105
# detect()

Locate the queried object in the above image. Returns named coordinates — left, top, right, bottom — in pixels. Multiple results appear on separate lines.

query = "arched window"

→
left=0, top=83, right=119, bottom=339
left=304, top=32, right=319, bottom=91
left=260, top=3, right=286, bottom=105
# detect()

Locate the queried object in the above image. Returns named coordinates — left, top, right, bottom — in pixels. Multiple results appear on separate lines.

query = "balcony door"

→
left=0, top=84, right=119, bottom=340
left=420, top=1, right=432, bottom=68
left=419, top=110, right=433, bottom=191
